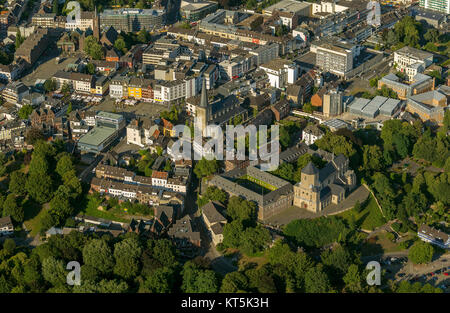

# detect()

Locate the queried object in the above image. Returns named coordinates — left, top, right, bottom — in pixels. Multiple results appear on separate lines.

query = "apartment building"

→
left=419, top=0, right=450, bottom=14
left=100, top=8, right=166, bottom=33
left=250, top=43, right=280, bottom=66
left=259, top=58, right=298, bottom=89
left=315, top=42, right=354, bottom=77
left=2, top=81, right=29, bottom=105
left=394, top=46, right=434, bottom=81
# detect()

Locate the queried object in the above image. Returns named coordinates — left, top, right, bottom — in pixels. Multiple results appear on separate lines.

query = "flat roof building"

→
left=77, top=126, right=117, bottom=154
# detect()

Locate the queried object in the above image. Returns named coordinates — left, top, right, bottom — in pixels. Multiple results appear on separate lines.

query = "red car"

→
left=444, top=272, right=449, bottom=276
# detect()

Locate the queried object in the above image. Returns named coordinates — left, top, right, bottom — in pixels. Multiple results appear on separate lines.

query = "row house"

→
left=53, top=71, right=97, bottom=94
left=126, top=117, right=158, bottom=147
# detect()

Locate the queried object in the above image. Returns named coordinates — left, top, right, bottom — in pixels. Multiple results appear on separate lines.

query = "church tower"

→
left=93, top=6, right=100, bottom=40
left=195, top=78, right=210, bottom=135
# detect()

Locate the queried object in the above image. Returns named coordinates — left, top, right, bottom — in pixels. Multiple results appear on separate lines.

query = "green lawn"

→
left=360, top=231, right=416, bottom=257
left=23, top=199, right=47, bottom=237
left=337, top=194, right=386, bottom=231
left=79, top=195, right=131, bottom=224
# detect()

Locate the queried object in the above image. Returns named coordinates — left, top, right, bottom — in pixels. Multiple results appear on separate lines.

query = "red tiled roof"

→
left=152, top=171, right=169, bottom=180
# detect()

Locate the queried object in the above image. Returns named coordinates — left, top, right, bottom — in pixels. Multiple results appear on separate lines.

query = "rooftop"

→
left=78, top=126, right=116, bottom=147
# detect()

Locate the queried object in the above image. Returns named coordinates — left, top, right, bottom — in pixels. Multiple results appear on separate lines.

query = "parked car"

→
left=398, top=273, right=405, bottom=277
left=444, top=272, right=449, bottom=276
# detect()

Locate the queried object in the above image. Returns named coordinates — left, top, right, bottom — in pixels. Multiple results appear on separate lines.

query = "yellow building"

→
left=127, top=85, right=142, bottom=99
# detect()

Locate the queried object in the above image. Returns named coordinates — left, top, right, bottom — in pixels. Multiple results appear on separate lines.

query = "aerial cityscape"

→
left=0, top=0, right=448, bottom=300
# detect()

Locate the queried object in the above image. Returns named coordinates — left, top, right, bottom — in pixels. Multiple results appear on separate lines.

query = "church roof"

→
left=302, top=161, right=319, bottom=175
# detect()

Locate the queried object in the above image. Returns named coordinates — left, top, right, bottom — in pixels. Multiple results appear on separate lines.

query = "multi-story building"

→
left=249, top=43, right=280, bottom=66
left=302, top=124, right=324, bottom=145
left=0, top=64, right=20, bottom=82
left=0, top=120, right=26, bottom=141
left=201, top=201, right=227, bottom=246
left=419, top=0, right=450, bottom=14
left=315, top=42, right=355, bottom=77
left=14, top=28, right=50, bottom=65
left=406, top=89, right=448, bottom=125
left=394, top=46, right=434, bottom=81
left=323, top=89, right=344, bottom=117
left=100, top=8, right=166, bottom=33
left=378, top=73, right=435, bottom=100
left=32, top=13, right=57, bottom=28
left=417, top=224, right=449, bottom=249
left=72, top=73, right=94, bottom=94
left=2, top=81, right=29, bottom=105
left=180, top=0, right=218, bottom=21
left=259, top=58, right=298, bottom=89
left=95, top=111, right=126, bottom=130
left=142, top=39, right=182, bottom=65
left=126, top=117, right=157, bottom=147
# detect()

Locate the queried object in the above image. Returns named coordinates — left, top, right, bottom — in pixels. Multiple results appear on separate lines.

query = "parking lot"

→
left=381, top=254, right=450, bottom=292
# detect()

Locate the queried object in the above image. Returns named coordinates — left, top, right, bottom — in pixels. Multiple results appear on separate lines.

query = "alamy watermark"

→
left=66, top=261, right=81, bottom=286
left=366, top=261, right=381, bottom=286
left=366, top=1, right=381, bottom=27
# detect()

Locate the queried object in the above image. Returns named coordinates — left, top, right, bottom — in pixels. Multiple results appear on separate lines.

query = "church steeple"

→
left=93, top=6, right=100, bottom=40
left=200, top=77, right=208, bottom=108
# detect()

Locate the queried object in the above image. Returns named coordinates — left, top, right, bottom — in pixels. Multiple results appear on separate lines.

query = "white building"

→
left=260, top=58, right=298, bottom=89
left=302, top=124, right=324, bottom=145
left=394, top=46, right=434, bottom=81
left=0, top=216, right=14, bottom=236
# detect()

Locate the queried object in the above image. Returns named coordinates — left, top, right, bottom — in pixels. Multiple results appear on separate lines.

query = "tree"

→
left=18, top=104, right=33, bottom=120
left=343, top=264, right=363, bottom=292
left=138, top=267, right=175, bottom=293
left=83, top=36, right=104, bottom=60
left=56, top=154, right=75, bottom=178
left=66, top=102, right=73, bottom=115
left=43, top=79, right=57, bottom=93
left=226, top=196, right=256, bottom=224
left=194, top=158, right=219, bottom=179
left=220, top=271, right=249, bottom=293
left=304, top=265, right=333, bottom=293
left=82, top=239, right=115, bottom=275
left=61, top=83, right=71, bottom=95
left=52, top=0, right=59, bottom=14
left=222, top=220, right=244, bottom=248
left=137, top=29, right=149, bottom=43
left=362, top=145, right=384, bottom=171
left=3, top=193, right=24, bottom=223
left=321, top=245, right=353, bottom=280
left=15, top=30, right=24, bottom=49
left=240, top=225, right=271, bottom=255
left=86, top=63, right=95, bottom=75
left=181, top=261, right=218, bottom=293
left=113, top=237, right=142, bottom=280
left=3, top=238, right=16, bottom=255
left=49, top=188, right=73, bottom=218
left=197, top=186, right=228, bottom=207
left=424, top=28, right=439, bottom=43
left=42, top=257, right=67, bottom=286
left=114, top=37, right=127, bottom=54
left=409, top=241, right=433, bottom=264
left=26, top=173, right=53, bottom=204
